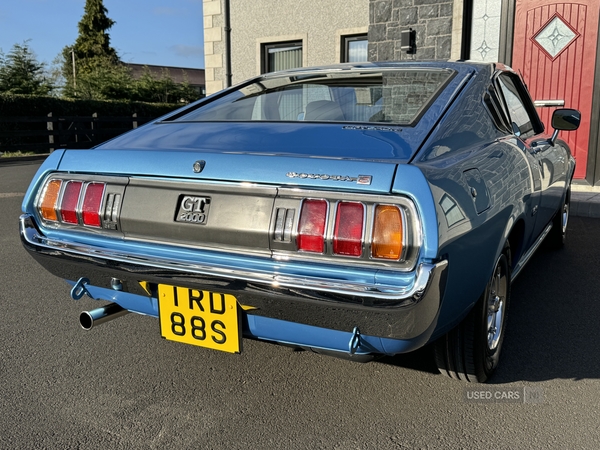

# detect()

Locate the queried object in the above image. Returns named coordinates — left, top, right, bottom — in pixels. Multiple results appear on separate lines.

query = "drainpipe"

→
left=223, top=0, right=232, bottom=88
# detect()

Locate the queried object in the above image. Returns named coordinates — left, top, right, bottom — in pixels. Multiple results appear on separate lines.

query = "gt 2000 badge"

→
left=175, top=195, right=211, bottom=224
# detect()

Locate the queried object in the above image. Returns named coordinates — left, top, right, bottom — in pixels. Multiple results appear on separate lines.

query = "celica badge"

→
left=286, top=172, right=372, bottom=185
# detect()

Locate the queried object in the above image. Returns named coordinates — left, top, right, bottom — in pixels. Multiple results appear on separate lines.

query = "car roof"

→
left=257, top=60, right=496, bottom=79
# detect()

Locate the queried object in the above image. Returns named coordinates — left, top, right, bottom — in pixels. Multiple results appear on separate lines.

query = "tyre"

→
left=434, top=244, right=511, bottom=383
left=546, top=188, right=570, bottom=249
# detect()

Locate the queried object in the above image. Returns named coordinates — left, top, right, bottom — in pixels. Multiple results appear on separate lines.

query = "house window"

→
left=342, top=35, right=368, bottom=63
left=262, top=41, right=303, bottom=73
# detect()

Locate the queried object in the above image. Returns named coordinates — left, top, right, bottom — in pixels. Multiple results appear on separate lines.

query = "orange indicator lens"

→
left=38, top=179, right=62, bottom=222
left=372, top=205, right=403, bottom=260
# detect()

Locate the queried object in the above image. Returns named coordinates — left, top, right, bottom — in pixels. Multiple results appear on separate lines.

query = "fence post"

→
left=57, top=116, right=64, bottom=148
left=132, top=113, right=138, bottom=129
left=92, top=112, right=98, bottom=145
left=47, top=112, right=54, bottom=152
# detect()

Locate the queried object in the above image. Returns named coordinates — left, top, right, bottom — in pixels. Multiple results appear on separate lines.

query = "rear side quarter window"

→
left=483, top=84, right=511, bottom=133
left=495, top=73, right=544, bottom=138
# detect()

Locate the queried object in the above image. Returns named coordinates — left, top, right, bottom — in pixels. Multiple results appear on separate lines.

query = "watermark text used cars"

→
left=464, top=386, right=544, bottom=404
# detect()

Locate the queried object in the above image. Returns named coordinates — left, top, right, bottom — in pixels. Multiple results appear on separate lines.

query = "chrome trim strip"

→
left=20, top=213, right=444, bottom=301
left=511, top=222, right=553, bottom=280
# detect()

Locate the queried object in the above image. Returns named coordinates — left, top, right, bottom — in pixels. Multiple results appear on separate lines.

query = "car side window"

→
left=496, top=75, right=538, bottom=139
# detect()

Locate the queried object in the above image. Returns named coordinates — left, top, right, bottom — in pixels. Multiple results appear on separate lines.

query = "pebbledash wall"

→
left=203, top=0, right=469, bottom=94
left=203, top=0, right=369, bottom=92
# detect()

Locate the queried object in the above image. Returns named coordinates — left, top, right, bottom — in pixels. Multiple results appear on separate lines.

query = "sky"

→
left=0, top=0, right=205, bottom=69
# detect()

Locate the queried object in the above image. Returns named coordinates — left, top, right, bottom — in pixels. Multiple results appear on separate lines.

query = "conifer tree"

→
left=0, top=41, right=53, bottom=95
left=72, top=0, right=118, bottom=62
left=61, top=0, right=122, bottom=99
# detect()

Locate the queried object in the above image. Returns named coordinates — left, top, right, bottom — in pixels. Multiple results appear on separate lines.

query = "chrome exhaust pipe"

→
left=79, top=303, right=129, bottom=330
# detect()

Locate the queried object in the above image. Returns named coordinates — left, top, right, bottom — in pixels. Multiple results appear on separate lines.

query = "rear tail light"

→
left=37, top=178, right=109, bottom=229
left=82, top=183, right=105, bottom=227
left=293, top=199, right=411, bottom=263
left=297, top=199, right=327, bottom=253
left=333, top=202, right=364, bottom=256
left=38, top=179, right=62, bottom=222
left=60, top=181, right=83, bottom=224
left=372, top=205, right=403, bottom=260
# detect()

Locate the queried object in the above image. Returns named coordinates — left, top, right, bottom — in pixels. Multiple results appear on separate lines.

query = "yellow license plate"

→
left=158, top=284, right=241, bottom=353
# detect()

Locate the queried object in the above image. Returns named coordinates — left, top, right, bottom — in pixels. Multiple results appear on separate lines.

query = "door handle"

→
left=533, top=100, right=565, bottom=107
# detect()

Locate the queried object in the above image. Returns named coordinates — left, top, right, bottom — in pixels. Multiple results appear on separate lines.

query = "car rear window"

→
left=169, top=69, right=455, bottom=126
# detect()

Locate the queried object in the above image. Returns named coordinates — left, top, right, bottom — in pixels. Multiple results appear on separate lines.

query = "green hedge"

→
left=0, top=94, right=186, bottom=154
left=0, top=93, right=182, bottom=118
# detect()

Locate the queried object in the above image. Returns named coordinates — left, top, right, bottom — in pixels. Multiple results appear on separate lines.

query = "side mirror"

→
left=550, top=108, right=581, bottom=145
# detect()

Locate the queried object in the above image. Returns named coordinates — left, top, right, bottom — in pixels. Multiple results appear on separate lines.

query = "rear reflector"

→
left=38, top=179, right=62, bottom=222
left=297, top=199, right=327, bottom=253
left=333, top=202, right=364, bottom=256
left=372, top=205, right=403, bottom=260
left=60, top=181, right=83, bottom=224
left=82, top=183, right=105, bottom=227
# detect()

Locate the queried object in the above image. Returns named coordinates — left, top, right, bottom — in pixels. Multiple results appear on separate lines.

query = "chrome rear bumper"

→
left=20, top=214, right=447, bottom=340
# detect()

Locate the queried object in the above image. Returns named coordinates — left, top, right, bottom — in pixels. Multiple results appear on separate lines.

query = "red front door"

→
left=511, top=0, right=599, bottom=179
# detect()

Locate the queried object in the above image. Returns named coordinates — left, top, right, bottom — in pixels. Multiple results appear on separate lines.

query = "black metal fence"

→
left=0, top=113, right=154, bottom=154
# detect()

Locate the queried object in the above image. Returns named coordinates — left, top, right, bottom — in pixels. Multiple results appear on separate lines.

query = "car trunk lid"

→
left=57, top=147, right=399, bottom=194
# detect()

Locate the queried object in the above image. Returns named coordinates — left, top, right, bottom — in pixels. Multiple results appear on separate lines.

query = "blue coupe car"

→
left=20, top=61, right=580, bottom=382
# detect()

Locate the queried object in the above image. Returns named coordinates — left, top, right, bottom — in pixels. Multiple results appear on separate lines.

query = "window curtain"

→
left=268, top=46, right=302, bottom=72
left=347, top=40, right=368, bottom=62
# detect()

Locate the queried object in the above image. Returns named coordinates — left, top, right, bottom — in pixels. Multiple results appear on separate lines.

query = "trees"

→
left=0, top=41, right=53, bottom=95
left=71, top=0, right=118, bottom=62
left=61, top=0, right=120, bottom=99
left=1, top=0, right=201, bottom=103
left=59, top=0, right=201, bottom=103
left=134, top=67, right=200, bottom=104
left=66, top=56, right=135, bottom=101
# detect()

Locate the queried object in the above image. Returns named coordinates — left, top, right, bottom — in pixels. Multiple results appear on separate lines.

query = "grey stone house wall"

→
left=368, top=0, right=454, bottom=61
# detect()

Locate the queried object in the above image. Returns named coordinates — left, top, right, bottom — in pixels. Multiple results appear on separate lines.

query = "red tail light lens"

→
left=82, top=183, right=105, bottom=227
left=60, top=181, right=83, bottom=224
left=333, top=202, right=364, bottom=256
left=297, top=199, right=327, bottom=253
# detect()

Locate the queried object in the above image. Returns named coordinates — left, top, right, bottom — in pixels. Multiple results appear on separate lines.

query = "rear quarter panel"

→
left=413, top=67, right=536, bottom=337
